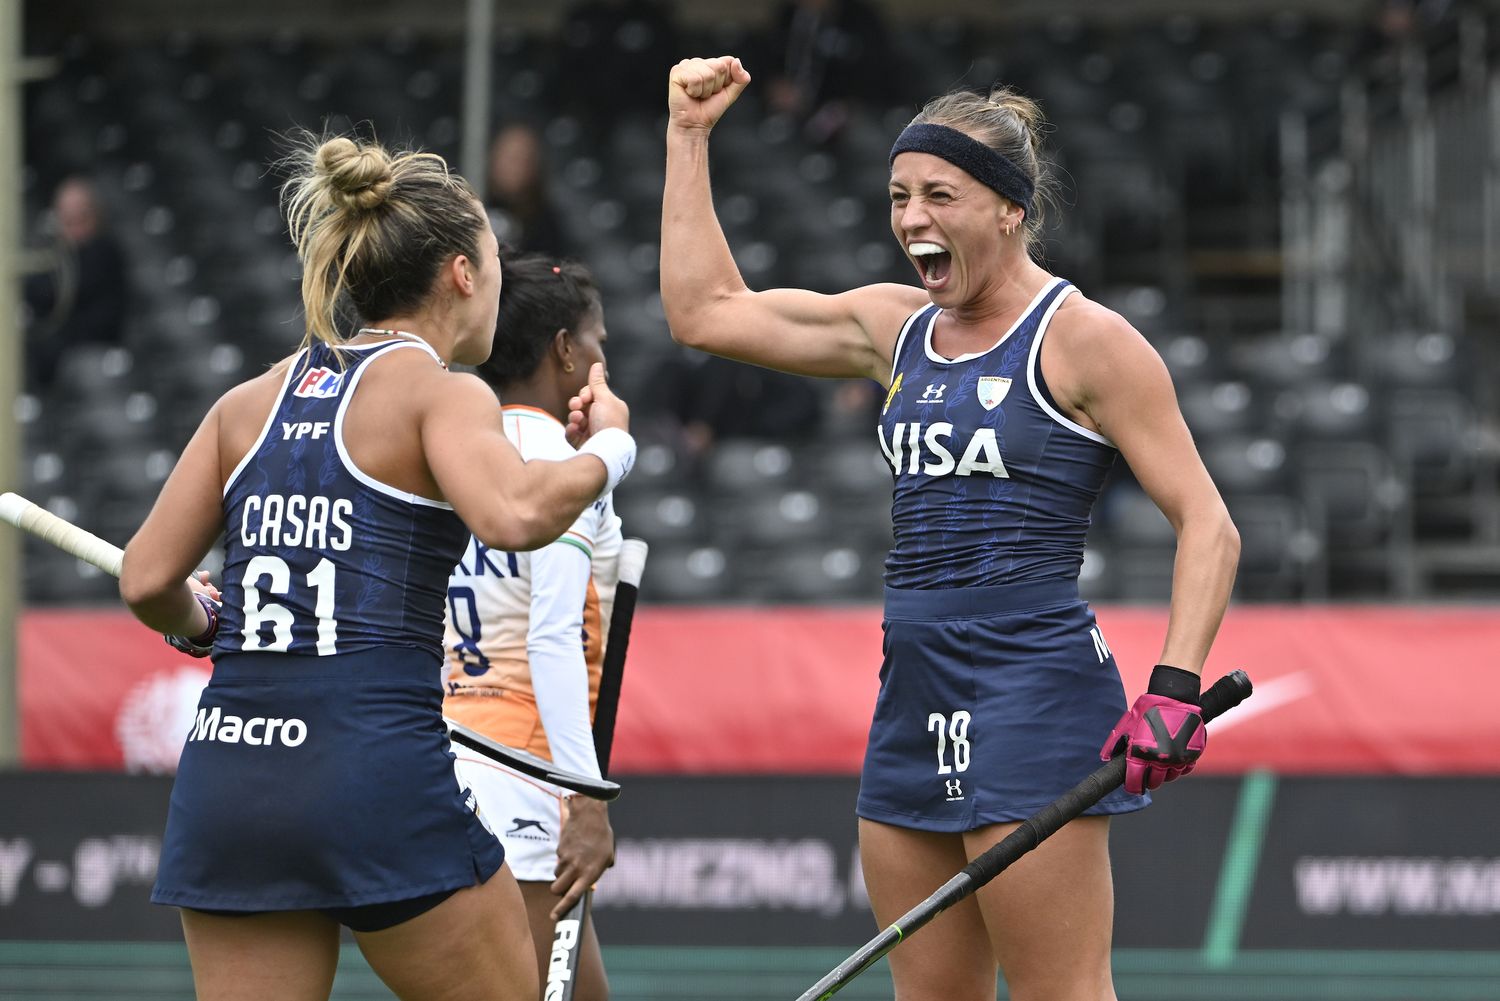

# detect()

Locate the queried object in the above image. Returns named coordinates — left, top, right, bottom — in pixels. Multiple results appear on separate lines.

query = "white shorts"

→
left=452, top=746, right=565, bottom=883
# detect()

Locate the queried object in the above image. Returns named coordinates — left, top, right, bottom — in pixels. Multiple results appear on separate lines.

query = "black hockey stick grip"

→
left=961, top=668, right=1250, bottom=886
left=445, top=720, right=621, bottom=801
left=794, top=669, right=1253, bottom=1001
left=548, top=539, right=647, bottom=1001
left=593, top=537, right=647, bottom=776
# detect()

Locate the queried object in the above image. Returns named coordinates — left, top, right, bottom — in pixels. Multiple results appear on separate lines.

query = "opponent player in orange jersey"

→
left=443, top=251, right=622, bottom=1001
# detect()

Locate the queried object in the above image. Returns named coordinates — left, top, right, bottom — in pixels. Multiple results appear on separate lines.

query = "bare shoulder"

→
left=214, top=355, right=299, bottom=422
left=844, top=282, right=931, bottom=331
left=417, top=367, right=503, bottom=419
left=1045, top=293, right=1178, bottom=431
left=435, top=368, right=500, bottom=403
left=1048, top=293, right=1153, bottom=357
left=841, top=282, right=933, bottom=374
left=359, top=345, right=475, bottom=399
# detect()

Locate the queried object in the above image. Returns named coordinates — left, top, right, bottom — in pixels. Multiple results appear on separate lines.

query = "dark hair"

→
left=476, top=249, right=601, bottom=390
left=907, top=85, right=1057, bottom=249
left=280, top=132, right=488, bottom=350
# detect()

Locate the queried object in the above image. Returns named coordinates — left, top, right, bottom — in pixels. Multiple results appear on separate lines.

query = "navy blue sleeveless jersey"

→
left=858, top=278, right=1147, bottom=830
left=878, top=278, right=1116, bottom=589
left=155, top=338, right=505, bottom=916
left=215, top=340, right=470, bottom=659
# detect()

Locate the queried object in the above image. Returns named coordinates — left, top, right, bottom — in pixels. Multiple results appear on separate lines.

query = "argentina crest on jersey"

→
left=976, top=377, right=1011, bottom=411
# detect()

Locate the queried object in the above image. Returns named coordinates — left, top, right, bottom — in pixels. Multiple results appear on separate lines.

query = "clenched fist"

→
left=667, top=55, right=752, bottom=133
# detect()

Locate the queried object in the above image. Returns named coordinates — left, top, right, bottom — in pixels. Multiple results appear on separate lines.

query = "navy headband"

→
left=889, top=122, right=1034, bottom=217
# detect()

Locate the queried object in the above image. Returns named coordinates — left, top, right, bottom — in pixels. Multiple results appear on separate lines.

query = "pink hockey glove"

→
left=1101, top=665, right=1207, bottom=795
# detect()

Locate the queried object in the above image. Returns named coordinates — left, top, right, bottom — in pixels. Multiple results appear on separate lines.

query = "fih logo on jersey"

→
left=293, top=367, right=344, bottom=399
left=976, top=377, right=1012, bottom=411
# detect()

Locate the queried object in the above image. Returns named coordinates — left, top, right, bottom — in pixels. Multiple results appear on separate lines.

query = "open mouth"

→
left=909, top=242, right=952, bottom=289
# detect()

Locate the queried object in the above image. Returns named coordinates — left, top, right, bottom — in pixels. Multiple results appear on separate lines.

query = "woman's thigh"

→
left=519, top=882, right=608, bottom=1001
left=354, top=865, right=538, bottom=1001
left=962, top=816, right=1116, bottom=1001
left=858, top=818, right=998, bottom=1001
left=180, top=908, right=341, bottom=1001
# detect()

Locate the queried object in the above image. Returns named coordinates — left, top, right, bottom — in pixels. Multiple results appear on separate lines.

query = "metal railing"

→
left=1283, top=11, right=1497, bottom=338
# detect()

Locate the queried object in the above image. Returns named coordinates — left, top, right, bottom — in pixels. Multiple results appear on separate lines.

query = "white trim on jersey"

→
left=922, top=276, right=1066, bottom=366
left=1024, top=284, right=1116, bottom=448
left=889, top=305, right=931, bottom=385
left=333, top=341, right=456, bottom=509
left=222, top=349, right=307, bottom=498
left=379, top=335, right=444, bottom=368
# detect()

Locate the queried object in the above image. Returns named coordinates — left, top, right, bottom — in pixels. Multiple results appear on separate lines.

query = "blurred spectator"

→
left=558, top=0, right=680, bottom=127
left=23, top=176, right=128, bottom=392
left=764, top=0, right=900, bottom=145
left=1356, top=0, right=1461, bottom=83
left=484, top=122, right=571, bottom=256
left=661, top=352, right=823, bottom=457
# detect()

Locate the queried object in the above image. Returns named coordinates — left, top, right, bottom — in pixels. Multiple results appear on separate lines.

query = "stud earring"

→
left=564, top=362, right=576, bottom=373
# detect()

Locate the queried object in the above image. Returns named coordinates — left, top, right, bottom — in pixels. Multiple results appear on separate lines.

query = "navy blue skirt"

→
left=153, top=649, right=504, bottom=911
left=858, top=579, right=1147, bottom=832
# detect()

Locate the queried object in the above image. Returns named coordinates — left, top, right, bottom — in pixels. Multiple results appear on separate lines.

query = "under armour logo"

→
left=945, top=779, right=964, bottom=800
left=921, top=383, right=947, bottom=401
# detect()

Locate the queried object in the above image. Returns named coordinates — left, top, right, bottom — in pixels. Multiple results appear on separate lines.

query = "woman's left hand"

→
left=188, top=570, right=221, bottom=602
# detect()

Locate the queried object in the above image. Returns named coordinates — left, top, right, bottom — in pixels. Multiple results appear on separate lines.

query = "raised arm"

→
left=662, top=55, right=925, bottom=384
left=424, top=364, right=632, bottom=552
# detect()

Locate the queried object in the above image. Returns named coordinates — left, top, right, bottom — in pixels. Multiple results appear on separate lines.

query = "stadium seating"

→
left=18, top=9, right=1498, bottom=604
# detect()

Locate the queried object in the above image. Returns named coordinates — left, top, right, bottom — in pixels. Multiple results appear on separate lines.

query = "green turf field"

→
left=3, top=942, right=1498, bottom=1000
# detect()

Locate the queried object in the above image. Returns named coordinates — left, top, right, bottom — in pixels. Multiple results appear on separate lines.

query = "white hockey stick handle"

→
left=0, top=491, right=125, bottom=577
left=618, top=537, right=649, bottom=588
left=0, top=491, right=622, bottom=800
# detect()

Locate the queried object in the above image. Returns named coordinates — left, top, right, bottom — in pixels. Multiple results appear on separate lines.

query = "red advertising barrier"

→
left=18, top=605, right=1500, bottom=774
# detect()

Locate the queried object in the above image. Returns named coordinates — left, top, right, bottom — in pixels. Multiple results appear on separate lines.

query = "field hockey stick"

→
left=0, top=490, right=621, bottom=801
left=546, top=537, right=648, bottom=1001
left=444, top=720, right=621, bottom=801
left=1, top=491, right=126, bottom=577
left=796, top=669, right=1255, bottom=1001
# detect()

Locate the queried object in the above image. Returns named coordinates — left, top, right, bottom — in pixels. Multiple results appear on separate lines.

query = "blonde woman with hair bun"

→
left=118, top=131, right=636, bottom=1001
left=662, top=57, right=1239, bottom=1000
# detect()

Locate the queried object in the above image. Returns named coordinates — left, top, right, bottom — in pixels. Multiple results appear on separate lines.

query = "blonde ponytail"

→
left=280, top=131, right=485, bottom=353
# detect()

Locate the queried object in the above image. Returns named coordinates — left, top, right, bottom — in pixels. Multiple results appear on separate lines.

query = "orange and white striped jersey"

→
left=442, top=405, right=622, bottom=774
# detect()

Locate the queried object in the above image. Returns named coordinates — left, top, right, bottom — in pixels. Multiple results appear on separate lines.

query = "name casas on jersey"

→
left=215, top=340, right=470, bottom=657
left=239, top=493, right=354, bottom=551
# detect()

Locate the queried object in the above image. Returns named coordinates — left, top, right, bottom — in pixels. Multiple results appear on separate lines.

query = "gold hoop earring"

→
left=563, top=362, right=576, bottom=373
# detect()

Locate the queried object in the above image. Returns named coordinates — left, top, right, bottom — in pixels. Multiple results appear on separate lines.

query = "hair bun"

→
left=315, top=136, right=395, bottom=212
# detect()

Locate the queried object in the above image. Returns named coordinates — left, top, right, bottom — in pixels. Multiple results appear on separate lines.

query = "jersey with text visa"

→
left=879, top=278, right=1117, bottom=589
